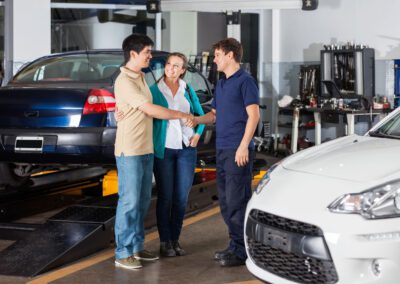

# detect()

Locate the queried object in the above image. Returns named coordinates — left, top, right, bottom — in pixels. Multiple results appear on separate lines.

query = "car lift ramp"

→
left=0, top=169, right=220, bottom=277
left=0, top=203, right=116, bottom=277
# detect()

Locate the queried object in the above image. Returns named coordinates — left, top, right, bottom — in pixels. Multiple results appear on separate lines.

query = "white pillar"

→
left=4, top=0, right=51, bottom=84
left=226, top=11, right=240, bottom=41
left=155, top=12, right=162, bottom=50
left=270, top=9, right=281, bottom=137
left=271, top=9, right=280, bottom=92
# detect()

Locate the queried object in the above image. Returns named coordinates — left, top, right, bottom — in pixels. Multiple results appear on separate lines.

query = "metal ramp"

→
left=0, top=204, right=115, bottom=277
left=0, top=171, right=219, bottom=277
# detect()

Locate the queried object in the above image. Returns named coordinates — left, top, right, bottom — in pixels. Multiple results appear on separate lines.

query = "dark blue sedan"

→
left=0, top=50, right=214, bottom=188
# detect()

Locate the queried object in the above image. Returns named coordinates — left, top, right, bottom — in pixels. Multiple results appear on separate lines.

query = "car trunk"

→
left=0, top=85, right=105, bottom=128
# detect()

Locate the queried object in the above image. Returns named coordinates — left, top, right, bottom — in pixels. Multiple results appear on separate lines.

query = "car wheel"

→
left=0, top=162, right=29, bottom=188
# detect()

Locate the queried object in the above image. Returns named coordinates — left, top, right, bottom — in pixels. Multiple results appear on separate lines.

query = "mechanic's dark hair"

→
left=212, top=38, right=243, bottom=63
left=122, top=33, right=154, bottom=64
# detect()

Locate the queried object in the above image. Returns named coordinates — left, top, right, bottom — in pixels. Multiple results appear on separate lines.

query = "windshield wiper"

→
left=369, top=130, right=400, bottom=139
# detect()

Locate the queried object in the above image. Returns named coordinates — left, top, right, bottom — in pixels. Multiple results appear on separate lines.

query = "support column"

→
left=270, top=9, right=281, bottom=138
left=4, top=0, right=51, bottom=84
left=314, top=111, right=322, bottom=145
left=226, top=11, right=241, bottom=40
left=155, top=12, right=162, bottom=50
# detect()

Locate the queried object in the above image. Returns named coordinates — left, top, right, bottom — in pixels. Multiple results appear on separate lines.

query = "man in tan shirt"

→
left=114, top=34, right=193, bottom=270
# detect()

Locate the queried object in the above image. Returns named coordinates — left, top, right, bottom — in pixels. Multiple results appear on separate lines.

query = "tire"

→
left=0, top=162, right=29, bottom=188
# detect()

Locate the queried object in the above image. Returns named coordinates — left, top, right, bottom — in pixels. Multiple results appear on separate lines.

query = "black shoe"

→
left=218, top=252, right=245, bottom=267
left=214, top=247, right=231, bottom=261
left=160, top=241, right=176, bottom=257
left=172, top=240, right=186, bottom=256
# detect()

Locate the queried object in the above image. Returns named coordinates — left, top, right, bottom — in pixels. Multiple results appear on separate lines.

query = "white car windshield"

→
left=370, top=111, right=400, bottom=139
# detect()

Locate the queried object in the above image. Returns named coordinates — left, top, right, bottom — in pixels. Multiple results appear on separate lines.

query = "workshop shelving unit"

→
left=275, top=107, right=315, bottom=154
left=320, top=47, right=375, bottom=100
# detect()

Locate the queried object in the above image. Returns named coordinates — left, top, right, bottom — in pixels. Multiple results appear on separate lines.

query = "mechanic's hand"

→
left=189, top=133, right=200, bottom=147
left=235, top=145, right=249, bottom=167
left=114, top=107, right=125, bottom=122
left=189, top=116, right=200, bottom=128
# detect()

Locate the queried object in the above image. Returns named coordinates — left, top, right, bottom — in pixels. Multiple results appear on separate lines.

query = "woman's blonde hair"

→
left=157, top=52, right=189, bottom=83
left=166, top=52, right=188, bottom=79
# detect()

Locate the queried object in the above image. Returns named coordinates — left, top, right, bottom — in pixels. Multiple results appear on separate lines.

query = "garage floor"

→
left=0, top=153, right=279, bottom=284
left=0, top=205, right=262, bottom=284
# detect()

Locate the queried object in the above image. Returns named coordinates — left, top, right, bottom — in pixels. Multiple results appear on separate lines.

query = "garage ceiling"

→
left=161, top=0, right=301, bottom=12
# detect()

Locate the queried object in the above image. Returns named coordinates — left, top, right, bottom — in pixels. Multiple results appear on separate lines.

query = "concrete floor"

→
left=0, top=206, right=262, bottom=284
left=0, top=153, right=279, bottom=284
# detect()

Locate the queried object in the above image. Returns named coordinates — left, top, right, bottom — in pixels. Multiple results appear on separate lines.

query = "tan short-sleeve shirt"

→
left=114, top=66, right=153, bottom=156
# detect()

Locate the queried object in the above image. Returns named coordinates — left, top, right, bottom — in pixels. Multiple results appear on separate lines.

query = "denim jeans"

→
left=216, top=149, right=254, bottom=260
left=114, top=153, right=154, bottom=259
left=154, top=146, right=197, bottom=242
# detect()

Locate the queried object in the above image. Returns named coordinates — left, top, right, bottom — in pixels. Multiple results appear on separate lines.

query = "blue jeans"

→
left=114, top=153, right=154, bottom=259
left=154, top=146, right=197, bottom=242
left=216, top=149, right=254, bottom=260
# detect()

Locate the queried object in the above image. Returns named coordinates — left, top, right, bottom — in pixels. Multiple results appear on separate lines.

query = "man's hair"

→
left=122, top=33, right=154, bottom=63
left=212, top=38, right=243, bottom=63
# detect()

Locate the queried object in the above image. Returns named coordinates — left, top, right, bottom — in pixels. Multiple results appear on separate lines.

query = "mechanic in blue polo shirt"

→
left=194, top=38, right=260, bottom=267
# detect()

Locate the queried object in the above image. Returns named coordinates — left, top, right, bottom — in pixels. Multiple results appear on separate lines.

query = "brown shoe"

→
left=115, top=256, right=142, bottom=269
left=134, top=250, right=159, bottom=261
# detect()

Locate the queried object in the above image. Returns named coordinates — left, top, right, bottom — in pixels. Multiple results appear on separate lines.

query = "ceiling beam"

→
left=161, top=0, right=301, bottom=12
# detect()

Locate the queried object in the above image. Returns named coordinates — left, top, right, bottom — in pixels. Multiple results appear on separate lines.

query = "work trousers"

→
left=216, top=149, right=254, bottom=260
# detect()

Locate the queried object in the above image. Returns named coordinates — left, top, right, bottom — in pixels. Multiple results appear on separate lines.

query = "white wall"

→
left=4, top=0, right=51, bottom=78
left=65, top=17, right=132, bottom=50
left=279, top=0, right=400, bottom=62
left=167, top=11, right=197, bottom=55
left=13, top=0, right=51, bottom=63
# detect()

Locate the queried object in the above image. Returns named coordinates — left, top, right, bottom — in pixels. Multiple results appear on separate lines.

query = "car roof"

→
left=41, top=49, right=169, bottom=59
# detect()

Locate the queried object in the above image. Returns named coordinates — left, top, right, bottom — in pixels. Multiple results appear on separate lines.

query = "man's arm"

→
left=193, top=109, right=216, bottom=125
left=139, top=103, right=192, bottom=121
left=235, top=104, right=260, bottom=167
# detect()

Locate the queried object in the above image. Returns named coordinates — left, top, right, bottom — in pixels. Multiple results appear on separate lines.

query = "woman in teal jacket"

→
left=152, top=53, right=204, bottom=257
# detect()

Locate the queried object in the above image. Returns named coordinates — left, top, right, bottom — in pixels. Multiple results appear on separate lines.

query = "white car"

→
left=245, top=108, right=400, bottom=284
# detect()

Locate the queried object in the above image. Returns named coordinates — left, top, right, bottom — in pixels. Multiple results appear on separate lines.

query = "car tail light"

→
left=83, top=89, right=116, bottom=115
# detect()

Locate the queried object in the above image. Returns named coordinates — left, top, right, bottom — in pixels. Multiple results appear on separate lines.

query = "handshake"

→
left=114, top=105, right=216, bottom=127
left=181, top=111, right=216, bottom=128
left=181, top=113, right=197, bottom=128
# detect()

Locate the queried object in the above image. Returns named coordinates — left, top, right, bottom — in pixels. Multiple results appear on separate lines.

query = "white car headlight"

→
left=328, top=180, right=400, bottom=219
left=255, top=162, right=280, bottom=195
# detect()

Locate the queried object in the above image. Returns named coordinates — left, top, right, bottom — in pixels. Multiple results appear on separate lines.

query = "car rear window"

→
left=12, top=53, right=124, bottom=83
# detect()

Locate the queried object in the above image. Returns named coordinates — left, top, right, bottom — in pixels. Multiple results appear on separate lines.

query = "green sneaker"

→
left=115, top=256, right=142, bottom=270
left=134, top=250, right=159, bottom=261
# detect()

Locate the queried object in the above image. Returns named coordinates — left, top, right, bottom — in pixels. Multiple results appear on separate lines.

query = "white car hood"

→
left=282, top=135, right=400, bottom=182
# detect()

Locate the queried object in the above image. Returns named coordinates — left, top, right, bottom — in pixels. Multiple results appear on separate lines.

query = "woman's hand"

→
left=183, top=113, right=195, bottom=128
left=189, top=133, right=200, bottom=147
left=114, top=107, right=125, bottom=122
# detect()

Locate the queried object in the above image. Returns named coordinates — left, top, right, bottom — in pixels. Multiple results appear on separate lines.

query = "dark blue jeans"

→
left=154, top=146, right=197, bottom=242
left=216, top=149, right=254, bottom=260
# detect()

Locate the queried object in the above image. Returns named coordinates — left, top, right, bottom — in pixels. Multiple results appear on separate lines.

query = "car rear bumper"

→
left=0, top=127, right=116, bottom=164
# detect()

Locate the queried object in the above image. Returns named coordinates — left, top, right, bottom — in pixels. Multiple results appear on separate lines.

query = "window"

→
left=13, top=53, right=124, bottom=83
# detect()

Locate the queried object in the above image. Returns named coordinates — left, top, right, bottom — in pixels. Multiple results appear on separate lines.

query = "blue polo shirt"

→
left=211, top=68, right=259, bottom=150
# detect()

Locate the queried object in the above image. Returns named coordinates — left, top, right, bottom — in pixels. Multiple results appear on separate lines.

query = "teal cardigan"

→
left=151, top=83, right=205, bottom=159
